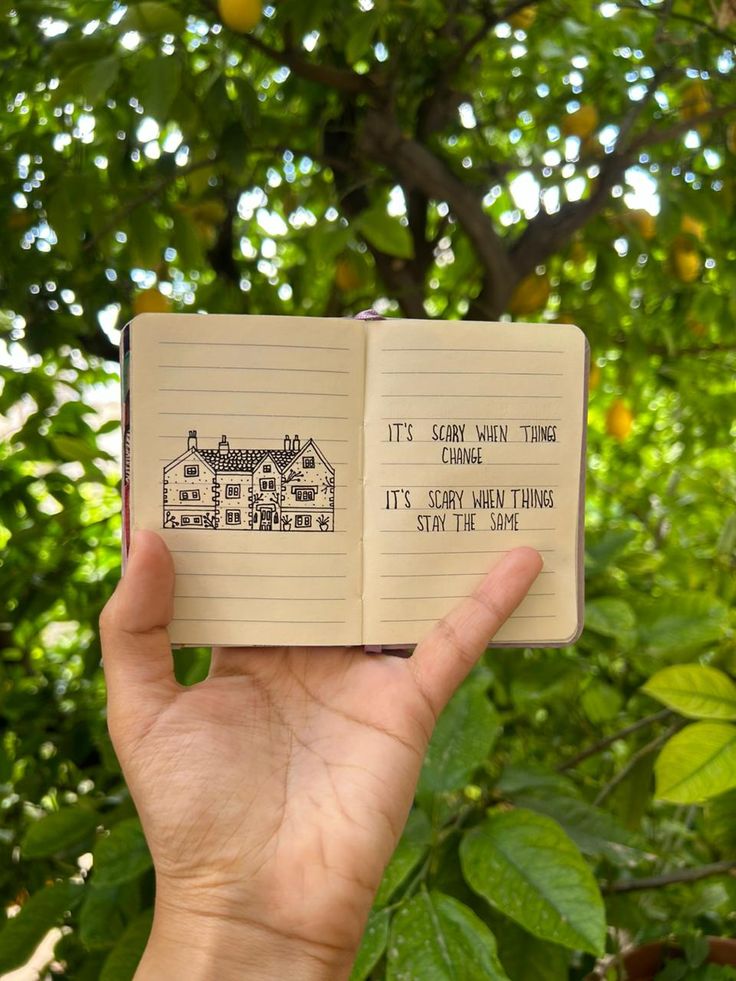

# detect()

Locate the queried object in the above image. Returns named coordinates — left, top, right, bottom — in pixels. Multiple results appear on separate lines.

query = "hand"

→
left=100, top=531, right=542, bottom=980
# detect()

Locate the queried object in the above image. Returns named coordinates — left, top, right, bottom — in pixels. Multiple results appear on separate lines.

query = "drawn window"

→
left=260, top=478, right=276, bottom=491
left=226, top=484, right=240, bottom=499
left=303, top=456, right=315, bottom=469
left=292, top=487, right=316, bottom=502
left=226, top=510, right=240, bottom=525
left=180, top=489, right=200, bottom=501
left=181, top=516, right=190, bottom=526
left=184, top=465, right=199, bottom=477
left=263, top=465, right=272, bottom=473
left=295, top=515, right=312, bottom=528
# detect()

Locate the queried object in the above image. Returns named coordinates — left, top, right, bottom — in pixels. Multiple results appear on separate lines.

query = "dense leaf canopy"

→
left=1, top=0, right=735, bottom=978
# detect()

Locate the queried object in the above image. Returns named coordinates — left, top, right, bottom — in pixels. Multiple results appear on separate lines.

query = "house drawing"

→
left=162, top=431, right=335, bottom=532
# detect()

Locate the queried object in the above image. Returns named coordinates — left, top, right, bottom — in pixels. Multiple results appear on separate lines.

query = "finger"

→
left=99, top=530, right=178, bottom=713
left=409, top=547, right=543, bottom=716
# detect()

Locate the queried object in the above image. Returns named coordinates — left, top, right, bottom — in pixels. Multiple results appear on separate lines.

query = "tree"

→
left=1, top=1, right=735, bottom=978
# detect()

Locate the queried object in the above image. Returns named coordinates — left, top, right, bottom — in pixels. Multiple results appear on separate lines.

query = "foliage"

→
left=1, top=0, right=735, bottom=978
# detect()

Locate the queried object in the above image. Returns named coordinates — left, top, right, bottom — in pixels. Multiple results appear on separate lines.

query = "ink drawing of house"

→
left=163, top=432, right=335, bottom=532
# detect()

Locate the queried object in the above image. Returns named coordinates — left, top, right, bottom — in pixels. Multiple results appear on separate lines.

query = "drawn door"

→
left=258, top=507, right=273, bottom=531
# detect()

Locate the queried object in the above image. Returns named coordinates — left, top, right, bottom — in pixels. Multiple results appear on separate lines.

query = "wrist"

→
left=135, top=889, right=358, bottom=981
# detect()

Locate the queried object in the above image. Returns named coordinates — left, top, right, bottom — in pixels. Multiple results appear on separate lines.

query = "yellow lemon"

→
left=562, top=105, right=599, bottom=140
left=670, top=237, right=702, bottom=283
left=335, top=255, right=364, bottom=293
left=606, top=400, right=633, bottom=441
left=626, top=209, right=656, bottom=240
left=218, top=0, right=262, bottom=34
left=509, top=5, right=537, bottom=30
left=508, top=271, right=550, bottom=316
left=680, top=80, right=710, bottom=120
left=133, top=288, right=172, bottom=315
left=569, top=240, right=588, bottom=265
left=680, top=214, right=705, bottom=242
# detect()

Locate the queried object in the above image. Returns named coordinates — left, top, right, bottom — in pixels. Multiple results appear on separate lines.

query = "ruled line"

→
left=380, top=417, right=563, bottom=421
left=178, top=573, right=345, bottom=579
left=158, top=364, right=349, bottom=374
left=159, top=390, right=349, bottom=398
left=379, top=549, right=557, bottom=556
left=380, top=462, right=561, bottom=467
left=381, top=348, right=565, bottom=354
left=159, top=341, right=351, bottom=351
left=381, top=371, right=565, bottom=377
left=378, top=592, right=556, bottom=600
left=160, top=388, right=349, bottom=397
left=158, top=434, right=349, bottom=443
left=170, top=549, right=348, bottom=556
left=173, top=618, right=346, bottom=624
left=377, top=480, right=560, bottom=490
left=381, top=394, right=563, bottom=399
left=378, top=614, right=556, bottom=623
left=160, top=412, right=349, bottom=420
left=177, top=595, right=347, bottom=601
left=380, top=440, right=559, bottom=445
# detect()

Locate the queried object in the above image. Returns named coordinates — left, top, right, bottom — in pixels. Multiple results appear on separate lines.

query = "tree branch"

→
left=557, top=709, right=673, bottom=772
left=358, top=110, right=514, bottom=314
left=603, top=860, right=736, bottom=894
left=593, top=722, right=686, bottom=807
left=242, top=33, right=375, bottom=96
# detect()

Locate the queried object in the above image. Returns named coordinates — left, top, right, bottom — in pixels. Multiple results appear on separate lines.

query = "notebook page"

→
left=129, top=313, right=364, bottom=647
left=362, top=320, right=587, bottom=646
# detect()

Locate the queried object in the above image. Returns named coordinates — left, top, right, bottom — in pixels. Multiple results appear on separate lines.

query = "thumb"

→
left=100, top=530, right=178, bottom=722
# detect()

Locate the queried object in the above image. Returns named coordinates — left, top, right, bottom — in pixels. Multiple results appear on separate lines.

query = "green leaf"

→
left=60, top=56, right=120, bottom=105
left=460, top=809, right=606, bottom=956
left=418, top=674, right=499, bottom=797
left=511, top=793, right=640, bottom=864
left=93, top=819, right=152, bottom=887
left=643, top=664, right=736, bottom=720
left=137, top=55, right=182, bottom=122
left=387, top=890, right=509, bottom=980
left=495, top=764, right=580, bottom=799
left=584, top=597, right=636, bottom=641
left=0, top=881, right=83, bottom=973
left=638, top=595, right=729, bottom=657
left=99, top=909, right=153, bottom=981
left=355, top=201, right=414, bottom=259
left=22, top=807, right=99, bottom=858
left=118, top=2, right=185, bottom=34
left=581, top=679, right=624, bottom=723
left=495, top=920, right=570, bottom=981
left=655, top=721, right=736, bottom=803
left=350, top=908, right=390, bottom=981
left=80, top=880, right=141, bottom=950
left=345, top=10, right=380, bottom=65
left=375, top=808, right=431, bottom=907
left=704, top=788, right=736, bottom=853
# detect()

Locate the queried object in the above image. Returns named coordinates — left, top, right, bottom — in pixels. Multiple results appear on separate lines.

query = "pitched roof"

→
left=198, top=447, right=300, bottom=474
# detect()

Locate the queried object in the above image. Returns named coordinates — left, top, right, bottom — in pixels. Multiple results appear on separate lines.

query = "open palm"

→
left=100, top=531, right=541, bottom=978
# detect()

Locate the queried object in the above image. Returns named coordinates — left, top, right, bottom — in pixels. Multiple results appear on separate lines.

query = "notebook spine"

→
left=120, top=322, right=131, bottom=570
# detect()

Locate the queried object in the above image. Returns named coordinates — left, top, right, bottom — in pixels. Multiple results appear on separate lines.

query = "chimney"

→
left=293, top=434, right=300, bottom=452
left=218, top=434, right=230, bottom=456
left=188, top=430, right=198, bottom=451
left=283, top=435, right=291, bottom=452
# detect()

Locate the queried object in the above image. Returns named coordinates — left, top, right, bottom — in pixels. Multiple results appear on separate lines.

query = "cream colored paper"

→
left=362, top=320, right=587, bottom=646
left=129, top=313, right=364, bottom=647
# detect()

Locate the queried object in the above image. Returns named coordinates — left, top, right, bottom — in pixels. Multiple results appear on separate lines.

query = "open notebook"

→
left=121, top=314, right=588, bottom=648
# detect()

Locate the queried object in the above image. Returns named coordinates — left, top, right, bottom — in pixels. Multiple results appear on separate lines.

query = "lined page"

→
left=129, top=314, right=364, bottom=647
left=362, top=320, right=587, bottom=646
